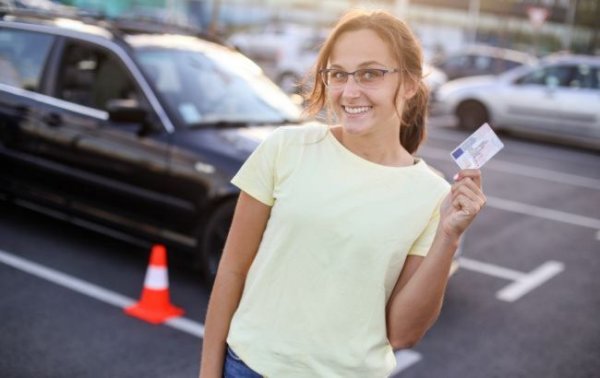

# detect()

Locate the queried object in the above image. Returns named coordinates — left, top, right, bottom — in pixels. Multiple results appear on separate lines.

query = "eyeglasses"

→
left=320, top=68, right=399, bottom=88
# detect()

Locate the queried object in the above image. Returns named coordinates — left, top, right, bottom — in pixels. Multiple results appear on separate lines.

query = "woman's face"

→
left=327, top=28, right=406, bottom=137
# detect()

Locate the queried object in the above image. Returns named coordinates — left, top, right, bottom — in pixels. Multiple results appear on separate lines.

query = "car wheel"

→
left=196, top=199, right=235, bottom=285
left=457, top=100, right=489, bottom=131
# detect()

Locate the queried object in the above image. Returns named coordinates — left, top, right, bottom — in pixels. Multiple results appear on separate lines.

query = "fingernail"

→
left=453, top=173, right=459, bottom=181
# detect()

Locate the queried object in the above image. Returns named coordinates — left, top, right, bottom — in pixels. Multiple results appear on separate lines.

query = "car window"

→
left=504, top=59, right=523, bottom=71
left=56, top=41, right=140, bottom=111
left=474, top=55, right=492, bottom=71
left=567, top=64, right=599, bottom=90
left=516, top=65, right=573, bottom=87
left=443, top=55, right=469, bottom=70
left=0, top=28, right=54, bottom=91
left=135, top=48, right=300, bottom=126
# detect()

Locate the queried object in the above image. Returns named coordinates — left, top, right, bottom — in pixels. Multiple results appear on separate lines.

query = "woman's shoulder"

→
left=414, top=160, right=452, bottom=193
left=276, top=122, right=329, bottom=143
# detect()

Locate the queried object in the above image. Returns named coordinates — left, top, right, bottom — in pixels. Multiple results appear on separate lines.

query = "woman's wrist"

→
left=434, top=226, right=461, bottom=252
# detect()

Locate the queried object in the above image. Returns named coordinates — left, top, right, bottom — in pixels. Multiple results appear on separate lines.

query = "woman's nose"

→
left=341, top=76, right=361, bottom=97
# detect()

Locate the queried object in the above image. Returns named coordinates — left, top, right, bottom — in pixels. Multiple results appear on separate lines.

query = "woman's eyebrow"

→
left=358, top=61, right=387, bottom=68
left=327, top=61, right=388, bottom=69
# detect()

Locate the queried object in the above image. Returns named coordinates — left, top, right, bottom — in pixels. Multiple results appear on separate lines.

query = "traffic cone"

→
left=125, top=244, right=184, bottom=324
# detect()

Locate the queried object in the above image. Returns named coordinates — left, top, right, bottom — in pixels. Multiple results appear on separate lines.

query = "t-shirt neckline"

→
left=325, top=126, right=424, bottom=171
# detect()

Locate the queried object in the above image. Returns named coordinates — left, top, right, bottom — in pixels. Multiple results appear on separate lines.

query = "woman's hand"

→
left=439, top=169, right=486, bottom=241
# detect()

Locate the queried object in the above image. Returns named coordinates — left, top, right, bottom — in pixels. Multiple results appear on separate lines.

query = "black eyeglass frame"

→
left=319, top=68, right=400, bottom=87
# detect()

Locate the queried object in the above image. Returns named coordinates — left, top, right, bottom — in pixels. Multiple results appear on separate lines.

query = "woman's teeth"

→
left=344, top=106, right=371, bottom=114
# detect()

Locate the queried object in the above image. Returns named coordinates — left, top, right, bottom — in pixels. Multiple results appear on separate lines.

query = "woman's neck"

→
left=331, top=126, right=415, bottom=167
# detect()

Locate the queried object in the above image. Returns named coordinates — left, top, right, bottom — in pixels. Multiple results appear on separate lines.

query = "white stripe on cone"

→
left=144, top=266, right=169, bottom=290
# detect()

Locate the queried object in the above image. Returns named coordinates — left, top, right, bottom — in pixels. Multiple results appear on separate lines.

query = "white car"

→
left=432, top=54, right=600, bottom=150
left=432, top=45, right=537, bottom=80
left=230, top=26, right=446, bottom=96
left=423, top=63, right=447, bottom=94
left=228, top=24, right=327, bottom=94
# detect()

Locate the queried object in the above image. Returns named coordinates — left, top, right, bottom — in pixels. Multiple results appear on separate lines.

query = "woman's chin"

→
left=341, top=121, right=373, bottom=136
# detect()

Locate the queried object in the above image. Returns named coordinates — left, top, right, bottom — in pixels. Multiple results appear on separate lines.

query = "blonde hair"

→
left=304, top=10, right=428, bottom=154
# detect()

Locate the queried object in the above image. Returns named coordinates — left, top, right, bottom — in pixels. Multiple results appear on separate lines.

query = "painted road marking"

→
left=392, top=350, right=422, bottom=375
left=422, top=147, right=600, bottom=233
left=0, top=249, right=421, bottom=373
left=486, top=196, right=600, bottom=230
left=0, top=248, right=421, bottom=373
left=458, top=257, right=524, bottom=281
left=166, top=316, right=205, bottom=338
left=421, top=147, right=600, bottom=191
left=459, top=257, right=564, bottom=302
left=0, top=248, right=206, bottom=337
left=496, top=261, right=565, bottom=302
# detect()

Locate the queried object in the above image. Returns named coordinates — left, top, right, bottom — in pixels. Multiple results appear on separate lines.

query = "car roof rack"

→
left=109, top=17, right=223, bottom=44
left=0, top=6, right=79, bottom=21
left=0, top=6, right=224, bottom=44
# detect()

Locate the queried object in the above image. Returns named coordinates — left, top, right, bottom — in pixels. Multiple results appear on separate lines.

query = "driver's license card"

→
left=450, top=123, right=504, bottom=169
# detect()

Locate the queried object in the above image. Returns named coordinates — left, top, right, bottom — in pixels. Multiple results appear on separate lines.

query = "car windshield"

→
left=134, top=47, right=301, bottom=127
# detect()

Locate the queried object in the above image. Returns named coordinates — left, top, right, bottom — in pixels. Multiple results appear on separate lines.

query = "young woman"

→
left=200, top=9, right=486, bottom=378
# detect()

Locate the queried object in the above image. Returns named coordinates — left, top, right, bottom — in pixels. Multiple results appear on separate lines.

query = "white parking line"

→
left=459, top=257, right=564, bottom=302
left=392, top=350, right=422, bottom=375
left=166, top=316, right=205, bottom=338
left=1, top=248, right=420, bottom=373
left=486, top=196, right=600, bottom=230
left=0, top=248, right=205, bottom=338
left=496, top=261, right=564, bottom=302
left=421, top=147, right=600, bottom=191
left=458, top=257, right=524, bottom=281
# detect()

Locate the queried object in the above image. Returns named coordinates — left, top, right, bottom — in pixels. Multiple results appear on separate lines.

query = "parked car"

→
left=0, top=10, right=304, bottom=283
left=230, top=25, right=448, bottom=97
left=423, top=63, right=447, bottom=94
left=432, top=45, right=537, bottom=81
left=228, top=24, right=327, bottom=94
left=431, top=54, right=600, bottom=150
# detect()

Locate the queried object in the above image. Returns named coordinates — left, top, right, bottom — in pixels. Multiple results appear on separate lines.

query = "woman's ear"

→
left=402, top=79, right=419, bottom=100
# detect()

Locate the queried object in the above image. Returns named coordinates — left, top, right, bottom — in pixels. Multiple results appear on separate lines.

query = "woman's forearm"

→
left=386, top=230, right=459, bottom=349
left=199, top=192, right=272, bottom=377
left=199, top=269, right=246, bottom=378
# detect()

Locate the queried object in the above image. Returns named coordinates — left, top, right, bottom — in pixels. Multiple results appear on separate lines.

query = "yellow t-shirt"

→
left=228, top=124, right=450, bottom=377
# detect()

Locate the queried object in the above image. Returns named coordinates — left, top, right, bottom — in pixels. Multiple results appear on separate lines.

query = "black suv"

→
left=0, top=10, right=303, bottom=282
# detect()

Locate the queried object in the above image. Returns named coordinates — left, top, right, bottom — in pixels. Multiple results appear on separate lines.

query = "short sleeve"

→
left=230, top=128, right=282, bottom=206
left=408, top=194, right=446, bottom=257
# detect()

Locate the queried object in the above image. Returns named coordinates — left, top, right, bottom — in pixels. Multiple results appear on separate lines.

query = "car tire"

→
left=196, top=199, right=236, bottom=286
left=457, top=100, right=489, bottom=131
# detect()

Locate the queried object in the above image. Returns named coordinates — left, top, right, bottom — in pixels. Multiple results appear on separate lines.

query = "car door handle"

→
left=42, top=113, right=62, bottom=127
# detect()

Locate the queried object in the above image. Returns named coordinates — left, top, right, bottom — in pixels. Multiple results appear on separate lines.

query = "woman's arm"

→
left=199, top=191, right=272, bottom=378
left=386, top=169, right=486, bottom=349
left=385, top=235, right=458, bottom=349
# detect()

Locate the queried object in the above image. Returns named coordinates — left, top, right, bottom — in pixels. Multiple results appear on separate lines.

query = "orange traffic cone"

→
left=125, top=244, right=184, bottom=324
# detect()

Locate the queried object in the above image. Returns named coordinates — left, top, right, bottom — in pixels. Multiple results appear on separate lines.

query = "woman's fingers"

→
left=454, top=169, right=482, bottom=190
left=451, top=179, right=486, bottom=207
left=452, top=168, right=486, bottom=208
left=452, top=194, right=483, bottom=216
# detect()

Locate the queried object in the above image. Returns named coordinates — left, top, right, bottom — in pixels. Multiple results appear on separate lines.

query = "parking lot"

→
left=1, top=119, right=599, bottom=378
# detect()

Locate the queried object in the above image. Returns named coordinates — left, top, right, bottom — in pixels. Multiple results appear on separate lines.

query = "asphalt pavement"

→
left=1, top=118, right=599, bottom=378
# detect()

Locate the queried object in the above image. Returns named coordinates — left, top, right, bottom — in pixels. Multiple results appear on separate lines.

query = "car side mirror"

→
left=107, top=99, right=147, bottom=124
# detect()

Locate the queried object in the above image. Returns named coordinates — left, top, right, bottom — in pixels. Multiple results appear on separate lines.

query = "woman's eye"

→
left=361, top=70, right=379, bottom=81
left=333, top=71, right=346, bottom=80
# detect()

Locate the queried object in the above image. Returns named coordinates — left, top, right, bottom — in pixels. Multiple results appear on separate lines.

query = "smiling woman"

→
left=200, top=9, right=486, bottom=378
